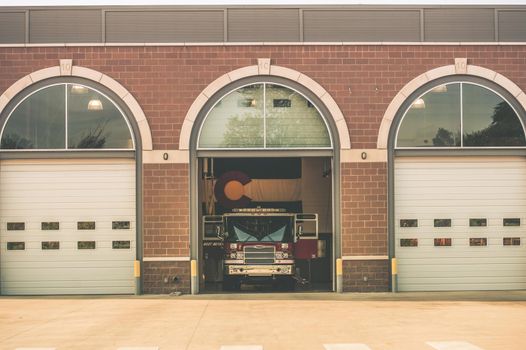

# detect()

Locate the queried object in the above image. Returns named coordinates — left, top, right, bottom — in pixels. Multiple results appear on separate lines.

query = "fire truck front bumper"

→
left=225, top=264, right=294, bottom=276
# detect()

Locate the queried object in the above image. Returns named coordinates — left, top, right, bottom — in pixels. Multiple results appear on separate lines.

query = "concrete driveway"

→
left=0, top=292, right=525, bottom=350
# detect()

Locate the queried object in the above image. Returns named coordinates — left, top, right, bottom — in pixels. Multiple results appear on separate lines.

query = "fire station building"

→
left=1, top=4, right=526, bottom=295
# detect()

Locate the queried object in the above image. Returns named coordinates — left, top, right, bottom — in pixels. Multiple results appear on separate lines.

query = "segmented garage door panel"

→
left=395, top=157, right=526, bottom=291
left=0, top=159, right=136, bottom=295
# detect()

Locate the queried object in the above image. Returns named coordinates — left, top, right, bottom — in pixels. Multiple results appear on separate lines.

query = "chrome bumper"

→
left=225, top=264, right=294, bottom=276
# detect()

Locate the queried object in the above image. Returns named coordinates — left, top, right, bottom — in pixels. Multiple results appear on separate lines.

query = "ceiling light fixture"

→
left=431, top=85, right=448, bottom=93
left=87, top=98, right=103, bottom=111
left=70, top=85, right=89, bottom=94
left=411, top=98, right=426, bottom=109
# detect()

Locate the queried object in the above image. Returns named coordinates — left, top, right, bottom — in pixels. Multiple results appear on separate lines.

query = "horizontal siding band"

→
left=105, top=10, right=224, bottom=43
left=227, top=9, right=300, bottom=42
left=0, top=12, right=26, bottom=44
left=303, top=10, right=421, bottom=42
left=424, top=8, right=495, bottom=42
left=0, top=7, right=524, bottom=44
left=29, top=9, right=102, bottom=43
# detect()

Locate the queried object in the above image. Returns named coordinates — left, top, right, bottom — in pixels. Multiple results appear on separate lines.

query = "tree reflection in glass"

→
left=396, top=82, right=526, bottom=148
left=397, top=83, right=461, bottom=147
left=67, top=85, right=132, bottom=149
left=200, top=84, right=264, bottom=148
left=463, top=84, right=526, bottom=146
left=1, top=85, right=65, bottom=149
left=0, top=83, right=134, bottom=150
left=199, top=83, right=331, bottom=149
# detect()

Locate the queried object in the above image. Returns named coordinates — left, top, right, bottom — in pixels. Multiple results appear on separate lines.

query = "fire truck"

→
left=203, top=208, right=319, bottom=291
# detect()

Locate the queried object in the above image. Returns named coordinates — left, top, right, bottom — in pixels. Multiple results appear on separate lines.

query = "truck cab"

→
left=204, top=208, right=318, bottom=291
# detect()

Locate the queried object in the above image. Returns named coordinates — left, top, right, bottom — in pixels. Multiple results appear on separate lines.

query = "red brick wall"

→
left=143, top=163, right=189, bottom=257
left=341, top=162, right=388, bottom=256
left=2, top=45, right=526, bottom=150
left=143, top=261, right=190, bottom=294
left=343, top=260, right=390, bottom=292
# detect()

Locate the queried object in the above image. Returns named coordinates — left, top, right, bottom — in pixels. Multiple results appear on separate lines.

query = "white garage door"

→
left=395, top=157, right=526, bottom=291
left=0, top=159, right=136, bottom=295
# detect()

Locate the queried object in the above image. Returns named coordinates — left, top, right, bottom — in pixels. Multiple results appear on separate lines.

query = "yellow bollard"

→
left=191, top=259, right=198, bottom=295
left=134, top=260, right=141, bottom=295
left=336, top=258, right=343, bottom=293
left=391, top=258, right=398, bottom=293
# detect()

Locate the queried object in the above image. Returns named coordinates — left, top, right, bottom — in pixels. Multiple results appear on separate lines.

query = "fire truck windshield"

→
left=225, top=216, right=294, bottom=242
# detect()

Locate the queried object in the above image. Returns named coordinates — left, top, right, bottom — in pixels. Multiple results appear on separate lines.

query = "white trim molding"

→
left=0, top=61, right=153, bottom=151
left=143, top=257, right=191, bottom=262
left=342, top=255, right=389, bottom=260
left=377, top=61, right=526, bottom=149
left=179, top=62, right=351, bottom=153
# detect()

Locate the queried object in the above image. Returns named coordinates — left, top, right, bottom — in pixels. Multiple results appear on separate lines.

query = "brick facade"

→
left=2, top=45, right=526, bottom=151
left=341, top=162, right=388, bottom=257
left=143, top=163, right=189, bottom=257
left=2, top=45, right=526, bottom=293
left=343, top=260, right=390, bottom=292
left=143, top=261, right=191, bottom=294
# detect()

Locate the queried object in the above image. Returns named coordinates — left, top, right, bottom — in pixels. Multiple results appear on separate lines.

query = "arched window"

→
left=198, top=83, right=332, bottom=149
left=1, top=83, right=134, bottom=150
left=396, top=82, right=526, bottom=148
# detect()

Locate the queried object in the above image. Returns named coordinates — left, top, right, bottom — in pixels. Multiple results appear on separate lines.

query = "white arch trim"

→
left=0, top=64, right=153, bottom=151
left=179, top=64, right=351, bottom=151
left=377, top=64, right=526, bottom=149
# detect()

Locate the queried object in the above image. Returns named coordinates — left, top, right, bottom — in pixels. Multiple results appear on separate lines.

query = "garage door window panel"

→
left=7, top=222, right=25, bottom=231
left=397, top=83, right=461, bottom=147
left=7, top=242, right=25, bottom=250
left=434, top=238, right=452, bottom=246
left=469, top=218, right=487, bottom=227
left=41, top=222, right=59, bottom=230
left=67, top=85, right=134, bottom=149
left=1, top=85, right=65, bottom=149
left=503, top=237, right=521, bottom=246
left=265, top=84, right=331, bottom=148
left=198, top=83, right=332, bottom=149
left=396, top=82, right=526, bottom=149
left=434, top=219, right=452, bottom=227
left=199, top=84, right=265, bottom=148
left=1, top=83, right=134, bottom=151
left=77, top=241, right=96, bottom=249
left=77, top=221, right=95, bottom=230
left=112, top=221, right=130, bottom=230
left=463, top=84, right=526, bottom=147
left=112, top=240, right=130, bottom=249
left=41, top=241, right=60, bottom=250
left=469, top=237, right=488, bottom=246
left=400, top=219, right=418, bottom=227
left=503, top=218, right=520, bottom=226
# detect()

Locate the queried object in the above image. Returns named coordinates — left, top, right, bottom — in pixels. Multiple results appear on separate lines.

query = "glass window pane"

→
left=463, top=84, right=526, bottom=147
left=265, top=85, right=331, bottom=148
left=1, top=85, right=65, bottom=149
left=67, top=84, right=133, bottom=149
left=199, top=84, right=264, bottom=148
left=397, top=83, right=461, bottom=147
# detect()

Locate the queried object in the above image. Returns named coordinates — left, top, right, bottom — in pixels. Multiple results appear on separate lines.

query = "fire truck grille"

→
left=244, top=246, right=275, bottom=264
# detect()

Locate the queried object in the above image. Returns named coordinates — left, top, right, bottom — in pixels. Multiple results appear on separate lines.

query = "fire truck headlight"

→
left=275, top=252, right=284, bottom=259
left=282, top=252, right=289, bottom=259
left=236, top=252, right=244, bottom=259
left=281, top=243, right=289, bottom=249
left=230, top=243, right=238, bottom=250
left=230, top=252, right=237, bottom=259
